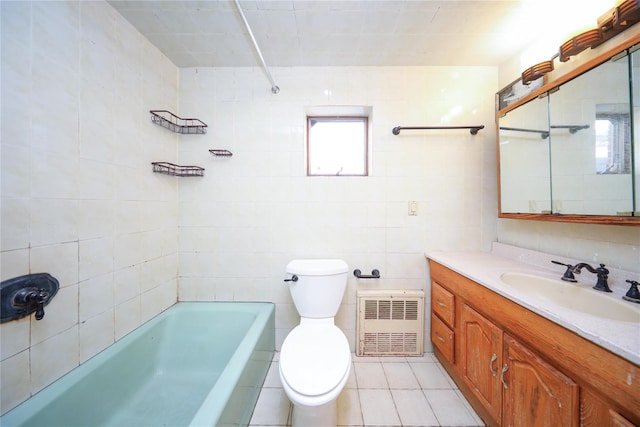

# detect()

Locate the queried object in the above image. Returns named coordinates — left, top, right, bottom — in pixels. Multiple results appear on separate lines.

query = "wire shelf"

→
left=209, top=149, right=233, bottom=157
left=151, top=162, right=204, bottom=177
left=150, top=110, right=207, bottom=134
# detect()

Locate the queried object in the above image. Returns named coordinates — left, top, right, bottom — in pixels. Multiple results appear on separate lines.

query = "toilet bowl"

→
left=279, top=259, right=351, bottom=427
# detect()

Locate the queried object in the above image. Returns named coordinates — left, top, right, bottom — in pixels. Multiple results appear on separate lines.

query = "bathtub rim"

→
left=1, top=301, right=275, bottom=427
left=190, top=301, right=275, bottom=426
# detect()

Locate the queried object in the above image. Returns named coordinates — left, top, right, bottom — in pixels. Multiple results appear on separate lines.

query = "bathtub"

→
left=1, top=302, right=275, bottom=427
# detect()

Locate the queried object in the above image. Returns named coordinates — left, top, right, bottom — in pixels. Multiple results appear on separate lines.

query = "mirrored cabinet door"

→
left=632, top=48, right=640, bottom=216
left=548, top=54, right=633, bottom=216
left=499, top=96, right=551, bottom=213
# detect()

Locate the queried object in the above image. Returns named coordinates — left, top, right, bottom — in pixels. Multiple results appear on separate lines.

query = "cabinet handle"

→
left=436, top=300, right=447, bottom=308
left=489, top=353, right=497, bottom=377
left=436, top=334, right=445, bottom=343
left=501, top=364, right=509, bottom=389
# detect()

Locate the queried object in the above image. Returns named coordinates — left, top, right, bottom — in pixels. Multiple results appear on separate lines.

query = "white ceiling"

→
left=107, top=0, right=575, bottom=68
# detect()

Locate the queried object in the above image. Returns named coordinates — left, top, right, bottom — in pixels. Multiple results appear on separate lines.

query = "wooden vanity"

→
left=429, top=259, right=640, bottom=427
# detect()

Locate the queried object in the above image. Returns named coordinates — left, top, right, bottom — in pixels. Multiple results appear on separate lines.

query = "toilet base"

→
left=292, top=399, right=337, bottom=427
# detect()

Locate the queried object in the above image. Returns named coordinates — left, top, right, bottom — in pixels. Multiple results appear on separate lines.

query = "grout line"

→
left=251, top=353, right=482, bottom=427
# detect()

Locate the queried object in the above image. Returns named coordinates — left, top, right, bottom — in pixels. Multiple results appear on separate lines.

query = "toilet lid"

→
left=280, top=324, right=351, bottom=397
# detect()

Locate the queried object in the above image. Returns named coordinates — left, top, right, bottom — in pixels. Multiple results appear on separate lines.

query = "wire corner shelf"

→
left=151, top=162, right=204, bottom=177
left=150, top=110, right=208, bottom=134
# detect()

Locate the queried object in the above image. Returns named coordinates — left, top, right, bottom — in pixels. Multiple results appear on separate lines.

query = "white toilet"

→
left=279, top=259, right=352, bottom=427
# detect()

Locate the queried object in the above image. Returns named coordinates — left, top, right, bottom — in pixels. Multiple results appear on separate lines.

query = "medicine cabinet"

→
left=497, top=35, right=640, bottom=225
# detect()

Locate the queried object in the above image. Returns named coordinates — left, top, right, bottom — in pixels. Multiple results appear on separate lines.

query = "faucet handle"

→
left=623, top=280, right=640, bottom=304
left=31, top=289, right=49, bottom=320
left=551, top=260, right=577, bottom=282
left=592, top=264, right=612, bottom=293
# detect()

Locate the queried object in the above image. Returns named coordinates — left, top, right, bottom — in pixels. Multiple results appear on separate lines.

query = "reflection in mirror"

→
left=633, top=48, right=640, bottom=216
left=499, top=96, right=550, bottom=213
left=548, top=54, right=633, bottom=216
left=595, top=104, right=631, bottom=174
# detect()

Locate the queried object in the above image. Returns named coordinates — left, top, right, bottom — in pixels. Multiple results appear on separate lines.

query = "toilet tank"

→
left=285, top=259, right=348, bottom=319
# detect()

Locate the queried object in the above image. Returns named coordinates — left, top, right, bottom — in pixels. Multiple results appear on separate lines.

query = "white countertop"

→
left=426, top=244, right=640, bottom=366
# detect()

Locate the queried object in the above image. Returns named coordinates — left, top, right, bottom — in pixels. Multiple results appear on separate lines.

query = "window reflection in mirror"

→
left=548, top=54, right=633, bottom=216
left=499, top=95, right=551, bottom=214
left=595, top=105, right=631, bottom=175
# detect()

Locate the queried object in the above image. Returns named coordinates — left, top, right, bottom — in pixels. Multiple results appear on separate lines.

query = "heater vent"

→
left=357, top=290, right=424, bottom=356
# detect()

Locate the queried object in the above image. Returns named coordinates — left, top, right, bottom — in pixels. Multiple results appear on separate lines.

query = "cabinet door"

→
left=609, top=410, right=635, bottom=427
left=581, top=388, right=637, bottom=427
left=502, top=334, right=579, bottom=427
left=459, top=303, right=503, bottom=422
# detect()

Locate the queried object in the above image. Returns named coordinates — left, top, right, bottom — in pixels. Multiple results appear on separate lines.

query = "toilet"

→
left=279, top=259, right=351, bottom=427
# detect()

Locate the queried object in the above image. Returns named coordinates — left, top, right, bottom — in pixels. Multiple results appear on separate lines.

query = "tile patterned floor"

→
left=249, top=352, right=484, bottom=427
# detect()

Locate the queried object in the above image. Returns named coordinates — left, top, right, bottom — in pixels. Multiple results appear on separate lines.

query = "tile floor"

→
left=249, top=352, right=484, bottom=427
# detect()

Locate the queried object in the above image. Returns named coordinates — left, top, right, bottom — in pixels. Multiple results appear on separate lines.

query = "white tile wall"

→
left=497, top=220, right=640, bottom=272
left=0, top=1, right=178, bottom=414
left=177, top=65, right=499, bottom=350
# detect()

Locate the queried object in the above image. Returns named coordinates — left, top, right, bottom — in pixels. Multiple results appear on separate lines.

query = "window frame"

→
left=305, top=115, right=370, bottom=177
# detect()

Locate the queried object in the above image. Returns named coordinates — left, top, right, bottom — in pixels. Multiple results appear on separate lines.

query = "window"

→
left=306, top=108, right=371, bottom=176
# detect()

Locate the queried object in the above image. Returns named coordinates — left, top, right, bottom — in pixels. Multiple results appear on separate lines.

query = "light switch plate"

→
left=408, top=200, right=418, bottom=216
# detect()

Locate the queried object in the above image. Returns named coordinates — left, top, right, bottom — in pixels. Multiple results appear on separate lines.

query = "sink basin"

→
left=500, top=272, right=640, bottom=323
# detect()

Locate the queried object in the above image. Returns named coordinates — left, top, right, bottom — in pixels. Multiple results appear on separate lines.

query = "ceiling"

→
left=108, top=0, right=586, bottom=68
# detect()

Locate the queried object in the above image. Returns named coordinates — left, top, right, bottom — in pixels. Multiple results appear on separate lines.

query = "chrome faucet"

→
left=574, top=263, right=611, bottom=293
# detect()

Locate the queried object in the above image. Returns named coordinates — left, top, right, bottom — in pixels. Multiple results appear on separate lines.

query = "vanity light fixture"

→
left=559, top=28, right=601, bottom=62
left=560, top=0, right=640, bottom=63
left=521, top=60, right=554, bottom=85
left=598, top=5, right=617, bottom=38
left=598, top=0, right=640, bottom=46
left=614, top=0, right=640, bottom=28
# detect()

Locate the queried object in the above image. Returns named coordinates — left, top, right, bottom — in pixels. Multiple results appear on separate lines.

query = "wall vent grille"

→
left=357, top=290, right=424, bottom=357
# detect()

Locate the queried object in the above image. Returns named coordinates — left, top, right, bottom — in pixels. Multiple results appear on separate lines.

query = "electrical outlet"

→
left=553, top=200, right=562, bottom=213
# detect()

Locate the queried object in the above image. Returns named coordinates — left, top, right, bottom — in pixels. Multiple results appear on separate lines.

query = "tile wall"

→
left=176, top=65, right=499, bottom=350
left=497, top=220, right=640, bottom=272
left=0, top=1, right=179, bottom=414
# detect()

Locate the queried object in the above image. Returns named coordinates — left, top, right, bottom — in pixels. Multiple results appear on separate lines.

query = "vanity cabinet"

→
left=429, top=259, right=640, bottom=427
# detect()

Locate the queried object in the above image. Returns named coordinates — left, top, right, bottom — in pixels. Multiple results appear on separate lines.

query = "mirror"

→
left=498, top=41, right=639, bottom=223
left=633, top=48, right=640, bottom=216
left=499, top=96, right=551, bottom=213
left=548, top=54, right=633, bottom=216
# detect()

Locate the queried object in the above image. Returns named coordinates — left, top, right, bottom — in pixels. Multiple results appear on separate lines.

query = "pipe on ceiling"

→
left=233, top=0, right=280, bottom=94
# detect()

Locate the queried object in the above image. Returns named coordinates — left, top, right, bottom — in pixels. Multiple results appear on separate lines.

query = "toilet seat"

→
left=280, top=323, right=351, bottom=399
